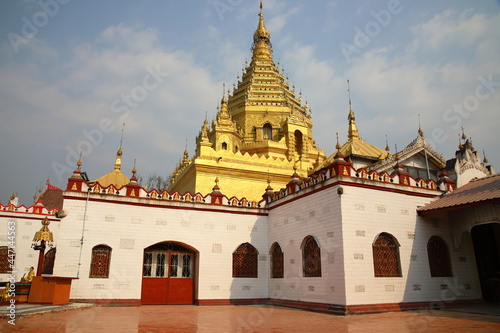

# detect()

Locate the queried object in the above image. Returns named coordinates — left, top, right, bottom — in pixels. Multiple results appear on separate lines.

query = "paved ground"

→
left=1, top=303, right=500, bottom=332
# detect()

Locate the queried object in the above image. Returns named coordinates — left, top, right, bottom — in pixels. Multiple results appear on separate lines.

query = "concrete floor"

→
left=1, top=304, right=500, bottom=332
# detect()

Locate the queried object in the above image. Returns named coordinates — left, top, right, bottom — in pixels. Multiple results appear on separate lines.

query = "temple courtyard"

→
left=1, top=303, right=500, bottom=332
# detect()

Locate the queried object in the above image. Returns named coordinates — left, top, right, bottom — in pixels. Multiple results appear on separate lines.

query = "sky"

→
left=0, top=0, right=499, bottom=205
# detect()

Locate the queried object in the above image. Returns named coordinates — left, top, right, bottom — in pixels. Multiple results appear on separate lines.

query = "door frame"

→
left=140, top=241, right=198, bottom=305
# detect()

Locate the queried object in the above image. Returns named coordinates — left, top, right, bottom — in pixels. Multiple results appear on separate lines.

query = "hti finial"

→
left=461, top=127, right=467, bottom=140
left=418, top=114, right=423, bottom=135
left=335, top=132, right=341, bottom=150
left=347, top=79, right=352, bottom=110
left=120, top=123, right=125, bottom=148
left=132, top=159, right=137, bottom=175
left=385, top=135, right=390, bottom=152
left=483, top=150, right=489, bottom=164
left=77, top=151, right=83, bottom=169
left=395, top=144, right=399, bottom=160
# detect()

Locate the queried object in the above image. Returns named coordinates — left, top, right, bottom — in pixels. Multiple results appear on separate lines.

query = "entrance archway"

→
left=141, top=241, right=197, bottom=305
left=471, top=223, right=500, bottom=302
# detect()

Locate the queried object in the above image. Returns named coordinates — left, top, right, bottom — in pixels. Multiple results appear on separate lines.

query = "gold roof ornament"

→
left=337, top=80, right=389, bottom=160
left=93, top=135, right=130, bottom=188
left=458, top=134, right=464, bottom=149
left=32, top=216, right=54, bottom=246
left=483, top=150, right=489, bottom=164
left=252, top=1, right=272, bottom=60
left=183, top=140, right=189, bottom=165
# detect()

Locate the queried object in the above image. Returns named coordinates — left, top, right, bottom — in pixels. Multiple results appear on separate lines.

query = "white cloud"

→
left=408, top=9, right=490, bottom=53
left=0, top=23, right=221, bottom=187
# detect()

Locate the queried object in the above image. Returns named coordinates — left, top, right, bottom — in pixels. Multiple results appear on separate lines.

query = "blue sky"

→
left=1, top=0, right=499, bottom=205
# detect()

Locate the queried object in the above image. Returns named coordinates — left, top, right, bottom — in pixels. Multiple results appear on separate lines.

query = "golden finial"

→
left=395, top=144, right=399, bottom=160
left=347, top=79, right=359, bottom=140
left=77, top=151, right=82, bottom=169
left=385, top=135, right=390, bottom=151
left=33, top=186, right=38, bottom=202
left=418, top=114, right=423, bottom=135
left=252, top=1, right=272, bottom=54
left=335, top=132, right=341, bottom=150
left=347, top=79, right=352, bottom=111
left=132, top=159, right=137, bottom=175
left=483, top=150, right=489, bottom=164
left=117, top=122, right=125, bottom=156
left=458, top=134, right=464, bottom=149
left=114, top=125, right=125, bottom=170
left=461, top=127, right=467, bottom=140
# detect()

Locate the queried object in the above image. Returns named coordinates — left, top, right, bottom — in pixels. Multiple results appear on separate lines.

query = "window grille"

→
left=143, top=251, right=193, bottom=278
left=143, top=253, right=153, bottom=277
left=270, top=243, right=284, bottom=278
left=372, top=233, right=401, bottom=277
left=90, top=245, right=112, bottom=278
left=182, top=254, right=191, bottom=277
left=0, top=246, right=12, bottom=274
left=302, top=236, right=321, bottom=277
left=427, top=236, right=452, bottom=277
left=155, top=253, right=166, bottom=277
left=233, top=243, right=258, bottom=278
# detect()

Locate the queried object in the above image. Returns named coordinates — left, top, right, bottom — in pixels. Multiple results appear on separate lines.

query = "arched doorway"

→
left=141, top=241, right=197, bottom=305
left=471, top=223, right=500, bottom=302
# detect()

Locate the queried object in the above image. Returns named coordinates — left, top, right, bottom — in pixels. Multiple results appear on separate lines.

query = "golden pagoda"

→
left=169, top=4, right=326, bottom=200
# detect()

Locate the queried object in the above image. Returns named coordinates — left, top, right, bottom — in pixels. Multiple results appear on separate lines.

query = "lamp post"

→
left=31, top=216, right=53, bottom=276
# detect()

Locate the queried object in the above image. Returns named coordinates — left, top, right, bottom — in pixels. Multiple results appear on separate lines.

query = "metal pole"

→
left=76, top=189, right=91, bottom=278
left=424, top=149, right=431, bottom=180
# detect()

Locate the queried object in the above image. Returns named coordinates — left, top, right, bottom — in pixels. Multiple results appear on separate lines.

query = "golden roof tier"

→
left=93, top=146, right=130, bottom=189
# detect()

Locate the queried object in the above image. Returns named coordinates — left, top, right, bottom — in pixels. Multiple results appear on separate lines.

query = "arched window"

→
left=90, top=244, right=112, bottom=278
left=372, top=233, right=401, bottom=277
left=233, top=243, right=258, bottom=278
left=0, top=246, right=13, bottom=274
left=263, top=123, right=273, bottom=140
left=302, top=236, right=321, bottom=277
left=294, top=130, right=303, bottom=156
left=222, top=142, right=228, bottom=150
left=270, top=242, right=283, bottom=278
left=427, top=236, right=452, bottom=277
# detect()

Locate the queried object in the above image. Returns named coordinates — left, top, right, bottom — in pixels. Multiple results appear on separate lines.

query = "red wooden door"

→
left=141, top=244, right=194, bottom=305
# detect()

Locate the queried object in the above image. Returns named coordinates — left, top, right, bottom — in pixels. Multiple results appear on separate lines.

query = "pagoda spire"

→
left=251, top=1, right=272, bottom=60
left=347, top=79, right=359, bottom=140
left=115, top=123, right=125, bottom=170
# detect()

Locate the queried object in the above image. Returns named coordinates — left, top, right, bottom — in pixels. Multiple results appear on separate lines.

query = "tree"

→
left=138, top=173, right=170, bottom=192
